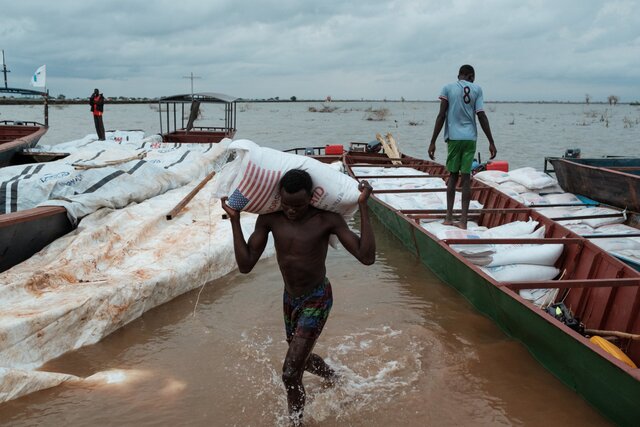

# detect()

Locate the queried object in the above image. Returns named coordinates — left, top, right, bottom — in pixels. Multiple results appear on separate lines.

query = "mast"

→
left=1, top=49, right=10, bottom=89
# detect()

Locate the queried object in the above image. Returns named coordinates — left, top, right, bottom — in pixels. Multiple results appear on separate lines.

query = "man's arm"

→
left=477, top=111, right=497, bottom=159
left=331, top=181, right=375, bottom=265
left=428, top=99, right=448, bottom=160
left=221, top=198, right=269, bottom=273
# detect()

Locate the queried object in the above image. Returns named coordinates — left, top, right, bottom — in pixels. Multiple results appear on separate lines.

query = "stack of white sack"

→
left=356, top=166, right=483, bottom=214
left=547, top=210, right=640, bottom=265
left=0, top=132, right=231, bottom=224
left=422, top=219, right=562, bottom=307
left=566, top=223, right=640, bottom=265
left=474, top=168, right=576, bottom=207
left=211, top=139, right=360, bottom=216
left=536, top=206, right=626, bottom=228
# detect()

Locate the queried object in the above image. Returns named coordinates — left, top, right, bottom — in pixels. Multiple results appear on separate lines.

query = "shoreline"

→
left=1, top=99, right=637, bottom=106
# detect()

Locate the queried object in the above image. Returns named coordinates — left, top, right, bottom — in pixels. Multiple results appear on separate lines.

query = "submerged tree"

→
left=608, top=95, right=619, bottom=105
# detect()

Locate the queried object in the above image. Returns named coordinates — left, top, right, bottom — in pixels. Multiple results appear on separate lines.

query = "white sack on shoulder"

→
left=212, top=140, right=360, bottom=216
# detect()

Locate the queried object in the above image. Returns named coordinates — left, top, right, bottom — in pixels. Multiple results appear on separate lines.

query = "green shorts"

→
left=446, top=140, right=476, bottom=174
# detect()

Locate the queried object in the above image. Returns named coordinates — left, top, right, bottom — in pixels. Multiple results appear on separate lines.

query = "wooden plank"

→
left=166, top=170, right=216, bottom=220
left=353, top=174, right=445, bottom=179
left=443, top=238, right=583, bottom=245
left=503, top=278, right=640, bottom=290
left=349, top=163, right=431, bottom=168
left=552, top=213, right=625, bottom=221
left=403, top=208, right=532, bottom=215
left=374, top=187, right=484, bottom=194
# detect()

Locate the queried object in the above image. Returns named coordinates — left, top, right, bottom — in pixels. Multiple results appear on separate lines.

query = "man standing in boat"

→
left=428, top=64, right=497, bottom=229
left=89, top=88, right=106, bottom=140
left=221, top=169, right=376, bottom=425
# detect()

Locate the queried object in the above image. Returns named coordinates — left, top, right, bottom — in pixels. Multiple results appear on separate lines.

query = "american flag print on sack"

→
left=225, top=161, right=282, bottom=212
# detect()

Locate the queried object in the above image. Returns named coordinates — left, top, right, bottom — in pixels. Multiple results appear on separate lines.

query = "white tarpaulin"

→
left=0, top=175, right=275, bottom=403
left=1, top=131, right=231, bottom=223
left=0, top=132, right=279, bottom=403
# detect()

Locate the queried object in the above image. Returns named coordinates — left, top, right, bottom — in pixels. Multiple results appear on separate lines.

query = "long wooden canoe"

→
left=0, top=121, right=48, bottom=167
left=337, top=150, right=639, bottom=426
left=547, top=157, right=640, bottom=212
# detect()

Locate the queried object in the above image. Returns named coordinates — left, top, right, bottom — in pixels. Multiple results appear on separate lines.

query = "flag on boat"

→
left=30, top=65, right=46, bottom=87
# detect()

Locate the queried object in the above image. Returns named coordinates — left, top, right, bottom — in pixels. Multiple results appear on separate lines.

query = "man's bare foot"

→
left=452, top=221, right=467, bottom=230
left=442, top=219, right=454, bottom=226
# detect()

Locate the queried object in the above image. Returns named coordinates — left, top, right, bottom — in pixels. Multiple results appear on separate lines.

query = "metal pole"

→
left=44, top=89, right=49, bottom=126
left=1, top=50, right=10, bottom=89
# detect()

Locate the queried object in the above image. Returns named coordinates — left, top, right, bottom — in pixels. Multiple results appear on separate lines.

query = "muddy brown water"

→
left=0, top=218, right=609, bottom=426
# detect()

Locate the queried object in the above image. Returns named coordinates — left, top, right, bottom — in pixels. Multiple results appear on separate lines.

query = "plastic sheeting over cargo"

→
left=0, top=175, right=274, bottom=403
left=1, top=131, right=230, bottom=223
left=0, top=133, right=278, bottom=403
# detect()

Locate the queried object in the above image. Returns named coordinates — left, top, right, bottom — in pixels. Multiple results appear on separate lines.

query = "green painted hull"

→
left=368, top=198, right=640, bottom=427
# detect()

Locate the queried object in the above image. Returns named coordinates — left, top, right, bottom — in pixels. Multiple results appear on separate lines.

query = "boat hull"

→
left=549, top=157, right=640, bottom=212
left=0, top=124, right=48, bottom=167
left=340, top=151, right=640, bottom=426
left=0, top=206, right=73, bottom=272
left=366, top=197, right=640, bottom=426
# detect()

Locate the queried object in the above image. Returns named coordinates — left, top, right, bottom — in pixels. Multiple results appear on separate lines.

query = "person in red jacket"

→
left=89, top=88, right=106, bottom=140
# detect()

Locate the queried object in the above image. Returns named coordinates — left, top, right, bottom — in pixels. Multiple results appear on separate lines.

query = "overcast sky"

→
left=2, top=0, right=639, bottom=102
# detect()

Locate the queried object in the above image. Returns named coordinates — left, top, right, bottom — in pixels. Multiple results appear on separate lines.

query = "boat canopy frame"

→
left=157, top=92, right=237, bottom=136
left=0, top=87, right=49, bottom=126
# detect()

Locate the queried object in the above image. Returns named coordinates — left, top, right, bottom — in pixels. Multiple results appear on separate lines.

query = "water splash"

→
left=236, top=325, right=423, bottom=425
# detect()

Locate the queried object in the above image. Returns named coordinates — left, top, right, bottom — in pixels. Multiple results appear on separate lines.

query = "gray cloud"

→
left=2, top=0, right=639, bottom=101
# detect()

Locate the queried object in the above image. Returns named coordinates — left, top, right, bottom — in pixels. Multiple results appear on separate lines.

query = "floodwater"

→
left=2, top=101, right=637, bottom=425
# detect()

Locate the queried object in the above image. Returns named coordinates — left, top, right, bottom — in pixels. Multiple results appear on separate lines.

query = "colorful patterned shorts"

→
left=283, top=277, right=333, bottom=343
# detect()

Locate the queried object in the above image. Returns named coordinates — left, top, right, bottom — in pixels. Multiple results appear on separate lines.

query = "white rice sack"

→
left=543, top=193, right=582, bottom=205
left=212, top=140, right=359, bottom=215
left=578, top=207, right=626, bottom=228
left=482, top=264, right=560, bottom=282
left=355, top=167, right=426, bottom=177
left=594, top=224, right=640, bottom=235
left=564, top=223, right=596, bottom=235
left=519, top=288, right=559, bottom=308
left=465, top=254, right=494, bottom=266
left=497, top=180, right=528, bottom=194
left=474, top=170, right=511, bottom=184
left=508, top=167, right=558, bottom=190
left=590, top=238, right=640, bottom=252
left=422, top=222, right=492, bottom=255
left=487, top=244, right=563, bottom=267
left=494, top=187, right=526, bottom=204
left=485, top=220, right=539, bottom=238
left=535, top=207, right=583, bottom=224
left=520, top=192, right=549, bottom=206
left=539, top=184, right=566, bottom=194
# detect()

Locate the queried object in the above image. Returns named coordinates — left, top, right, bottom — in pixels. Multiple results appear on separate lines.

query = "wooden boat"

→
left=0, top=85, right=49, bottom=167
left=296, top=144, right=639, bottom=425
left=0, top=92, right=237, bottom=273
left=156, top=92, right=237, bottom=142
left=545, top=156, right=640, bottom=212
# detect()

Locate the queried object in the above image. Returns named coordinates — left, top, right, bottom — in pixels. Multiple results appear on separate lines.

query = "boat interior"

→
left=337, top=150, right=640, bottom=367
